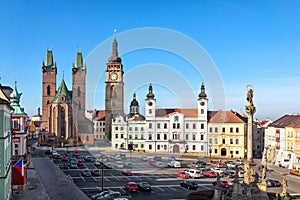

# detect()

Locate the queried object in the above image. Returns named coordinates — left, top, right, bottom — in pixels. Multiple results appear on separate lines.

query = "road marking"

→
left=79, top=175, right=86, bottom=182
left=156, top=187, right=164, bottom=191
left=92, top=177, right=97, bottom=182
left=120, top=187, right=126, bottom=193
left=168, top=186, right=177, bottom=191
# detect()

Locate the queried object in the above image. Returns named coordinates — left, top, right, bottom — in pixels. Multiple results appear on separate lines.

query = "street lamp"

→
left=209, top=144, right=212, bottom=162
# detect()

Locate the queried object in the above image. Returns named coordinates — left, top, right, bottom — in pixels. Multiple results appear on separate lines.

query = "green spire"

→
left=76, top=52, right=83, bottom=69
left=46, top=50, right=54, bottom=67
left=10, top=81, right=26, bottom=115
left=52, top=79, right=72, bottom=104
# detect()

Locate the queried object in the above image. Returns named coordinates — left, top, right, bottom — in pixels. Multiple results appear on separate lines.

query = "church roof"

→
left=10, top=81, right=27, bottom=115
left=52, top=79, right=72, bottom=104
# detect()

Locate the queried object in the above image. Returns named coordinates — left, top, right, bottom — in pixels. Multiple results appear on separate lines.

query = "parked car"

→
left=124, top=161, right=132, bottom=168
left=153, top=156, right=162, bottom=161
left=137, top=182, right=152, bottom=192
left=154, top=161, right=164, bottom=168
left=185, top=169, right=201, bottom=179
left=225, top=161, right=235, bottom=168
left=168, top=160, right=181, bottom=168
left=73, top=151, right=79, bottom=156
left=69, top=161, right=78, bottom=169
left=96, top=191, right=132, bottom=200
left=61, top=155, right=68, bottom=162
left=148, top=160, right=155, bottom=165
left=212, top=168, right=224, bottom=175
left=52, top=152, right=61, bottom=159
left=94, top=159, right=102, bottom=166
left=122, top=170, right=132, bottom=176
left=212, top=180, right=229, bottom=188
left=114, top=161, right=124, bottom=169
left=177, top=171, right=189, bottom=179
left=91, top=190, right=112, bottom=200
left=120, top=154, right=126, bottom=159
left=202, top=170, right=217, bottom=178
left=124, top=182, right=138, bottom=192
left=141, top=155, right=148, bottom=161
left=168, top=155, right=176, bottom=161
left=91, top=169, right=101, bottom=176
left=77, top=159, right=84, bottom=166
left=81, top=169, right=91, bottom=177
left=221, top=170, right=235, bottom=178
left=84, top=155, right=93, bottom=162
left=235, top=159, right=243, bottom=165
left=266, top=179, right=281, bottom=187
left=180, top=180, right=198, bottom=189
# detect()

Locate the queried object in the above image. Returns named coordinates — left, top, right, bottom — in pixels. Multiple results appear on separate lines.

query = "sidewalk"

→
left=12, top=155, right=89, bottom=200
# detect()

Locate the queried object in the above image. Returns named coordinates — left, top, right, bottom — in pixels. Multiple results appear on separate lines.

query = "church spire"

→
left=108, top=28, right=122, bottom=63
left=146, top=83, right=155, bottom=99
left=198, top=82, right=207, bottom=99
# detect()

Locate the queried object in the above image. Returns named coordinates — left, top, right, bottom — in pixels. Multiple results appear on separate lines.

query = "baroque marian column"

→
left=244, top=85, right=256, bottom=185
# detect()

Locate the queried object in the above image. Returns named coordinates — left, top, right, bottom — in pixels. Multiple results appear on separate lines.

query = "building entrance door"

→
left=221, top=148, right=227, bottom=156
left=173, top=145, right=180, bottom=153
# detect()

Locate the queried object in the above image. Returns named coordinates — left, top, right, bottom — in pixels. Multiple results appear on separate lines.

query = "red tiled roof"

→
left=156, top=108, right=198, bottom=117
left=271, top=114, right=300, bottom=128
left=208, top=110, right=246, bottom=123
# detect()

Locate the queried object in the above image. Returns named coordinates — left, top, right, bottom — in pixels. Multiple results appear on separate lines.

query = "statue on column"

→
left=245, top=85, right=256, bottom=115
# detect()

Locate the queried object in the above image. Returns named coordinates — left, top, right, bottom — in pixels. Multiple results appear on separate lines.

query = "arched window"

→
left=47, top=85, right=51, bottom=96
left=60, top=107, right=66, bottom=137
left=78, top=102, right=81, bottom=110
left=77, top=86, right=81, bottom=97
left=86, top=135, right=89, bottom=142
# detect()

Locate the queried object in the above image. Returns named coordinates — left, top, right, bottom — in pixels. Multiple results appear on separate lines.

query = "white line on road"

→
left=168, top=186, right=177, bottom=191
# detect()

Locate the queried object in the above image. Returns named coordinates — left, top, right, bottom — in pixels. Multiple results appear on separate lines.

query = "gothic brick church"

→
left=38, top=50, right=93, bottom=147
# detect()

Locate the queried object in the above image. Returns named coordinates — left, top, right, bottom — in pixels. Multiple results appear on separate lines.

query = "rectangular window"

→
left=129, top=135, right=132, bottom=139
left=230, top=138, right=233, bottom=144
left=201, top=109, right=204, bottom=114
left=141, top=144, right=144, bottom=148
left=200, top=135, right=204, bottom=140
left=141, top=134, right=144, bottom=139
left=149, top=134, right=152, bottom=140
left=164, top=145, right=167, bottom=150
left=236, top=150, right=239, bottom=155
left=177, top=123, right=180, bottom=129
left=157, top=134, right=160, bottom=140
left=121, top=127, right=124, bottom=131
left=164, top=123, right=168, bottom=129
left=149, top=123, right=152, bottom=129
left=209, top=127, right=213, bottom=133
left=135, top=134, right=138, bottom=139
left=230, top=127, right=233, bottom=133
left=157, top=123, right=160, bottom=129
left=186, top=123, right=189, bottom=129
left=235, top=138, right=239, bottom=144
left=209, top=138, right=213, bottom=144
left=115, top=127, right=118, bottom=131
left=173, top=123, right=176, bottom=129
left=193, top=134, right=196, bottom=140
left=129, top=127, right=132, bottom=131
left=186, top=134, right=189, bottom=140
left=121, top=134, right=124, bottom=139
left=222, top=138, right=226, bottom=144
left=201, top=123, right=204, bottom=129
left=193, top=123, right=196, bottom=129
left=135, top=127, right=138, bottom=131
left=214, top=149, right=218, bottom=154
left=115, top=134, right=118, bottom=139
left=193, top=145, right=196, bottom=150
left=157, top=145, right=160, bottom=150
left=222, top=127, right=225, bottom=133
left=201, top=145, right=204, bottom=151
left=149, top=144, right=152, bottom=150
left=215, top=127, right=218, bottom=133
left=149, top=109, right=152, bottom=114
left=214, top=138, right=218, bottom=144
left=141, top=127, right=144, bottom=131
left=236, top=127, right=239, bottom=133
left=164, top=134, right=167, bottom=140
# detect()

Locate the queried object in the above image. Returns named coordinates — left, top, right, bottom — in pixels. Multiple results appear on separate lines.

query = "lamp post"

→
left=209, top=144, right=212, bottom=162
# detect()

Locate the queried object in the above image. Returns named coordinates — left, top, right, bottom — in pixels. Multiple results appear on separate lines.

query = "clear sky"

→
left=1, top=0, right=300, bottom=121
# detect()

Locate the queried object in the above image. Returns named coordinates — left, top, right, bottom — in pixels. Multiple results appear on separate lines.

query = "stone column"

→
left=244, top=85, right=256, bottom=185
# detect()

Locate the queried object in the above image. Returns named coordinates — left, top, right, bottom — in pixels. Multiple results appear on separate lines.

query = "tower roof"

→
left=74, top=52, right=84, bottom=69
left=108, top=30, right=122, bottom=63
left=42, top=49, right=57, bottom=71
left=198, top=83, right=207, bottom=99
left=130, top=93, right=139, bottom=107
left=146, top=83, right=155, bottom=99
left=52, top=79, right=72, bottom=104
left=10, top=81, right=26, bottom=115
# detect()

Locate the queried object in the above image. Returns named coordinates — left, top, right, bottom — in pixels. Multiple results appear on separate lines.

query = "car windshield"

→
left=143, top=183, right=150, bottom=187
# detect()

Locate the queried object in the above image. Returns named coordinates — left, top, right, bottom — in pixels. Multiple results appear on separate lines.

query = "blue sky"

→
left=1, top=0, right=300, bottom=121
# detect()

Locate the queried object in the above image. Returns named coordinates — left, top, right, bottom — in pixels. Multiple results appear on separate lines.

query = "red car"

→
left=125, top=182, right=138, bottom=192
left=212, top=180, right=229, bottom=188
left=61, top=155, right=68, bottom=162
left=149, top=160, right=155, bottom=165
left=77, top=159, right=84, bottom=166
left=122, top=170, right=132, bottom=176
left=73, top=151, right=79, bottom=156
left=177, top=171, right=189, bottom=179
left=202, top=170, right=217, bottom=178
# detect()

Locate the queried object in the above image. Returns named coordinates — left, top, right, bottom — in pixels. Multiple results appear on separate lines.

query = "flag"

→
left=13, top=158, right=24, bottom=176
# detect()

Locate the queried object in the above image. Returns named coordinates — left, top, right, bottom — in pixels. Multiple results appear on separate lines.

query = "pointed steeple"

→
left=146, top=83, right=155, bottom=99
left=52, top=79, right=72, bottom=104
left=76, top=52, right=83, bottom=69
left=130, top=92, right=139, bottom=115
left=46, top=50, right=54, bottom=67
left=108, top=29, right=122, bottom=63
left=10, top=81, right=26, bottom=115
left=198, top=82, right=207, bottom=99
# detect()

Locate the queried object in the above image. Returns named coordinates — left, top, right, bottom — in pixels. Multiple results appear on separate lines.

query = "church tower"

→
left=197, top=82, right=208, bottom=120
left=145, top=84, right=156, bottom=119
left=41, top=50, right=57, bottom=131
left=105, top=31, right=124, bottom=140
left=72, top=52, right=87, bottom=127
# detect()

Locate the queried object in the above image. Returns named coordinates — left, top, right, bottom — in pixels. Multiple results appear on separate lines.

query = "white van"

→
left=185, top=169, right=201, bottom=179
left=168, top=160, right=181, bottom=168
left=279, top=159, right=290, bottom=168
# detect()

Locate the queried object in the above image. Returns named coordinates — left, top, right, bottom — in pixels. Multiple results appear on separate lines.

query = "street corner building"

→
left=38, top=50, right=93, bottom=147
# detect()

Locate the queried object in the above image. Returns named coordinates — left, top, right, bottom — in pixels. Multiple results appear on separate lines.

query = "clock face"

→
left=110, top=72, right=118, bottom=81
left=200, top=102, right=205, bottom=106
left=148, top=102, right=153, bottom=106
